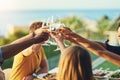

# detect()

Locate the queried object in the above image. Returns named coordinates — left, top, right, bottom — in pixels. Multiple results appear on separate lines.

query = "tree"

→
left=109, top=15, right=120, bottom=31
left=96, top=15, right=111, bottom=33
left=60, top=16, right=85, bottom=33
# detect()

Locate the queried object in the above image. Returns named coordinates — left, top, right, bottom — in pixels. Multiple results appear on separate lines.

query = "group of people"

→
left=0, top=21, right=120, bottom=80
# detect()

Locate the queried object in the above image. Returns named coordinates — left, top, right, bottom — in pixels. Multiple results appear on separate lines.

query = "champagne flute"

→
left=50, top=16, right=66, bottom=51
left=41, top=16, right=65, bottom=51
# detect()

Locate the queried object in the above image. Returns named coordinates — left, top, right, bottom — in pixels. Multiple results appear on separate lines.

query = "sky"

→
left=0, top=0, right=120, bottom=11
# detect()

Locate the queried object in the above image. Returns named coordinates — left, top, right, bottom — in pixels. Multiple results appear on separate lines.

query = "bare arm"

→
left=1, top=37, right=34, bottom=60
left=76, top=35, right=120, bottom=66
left=22, top=59, right=48, bottom=80
left=50, top=31, right=66, bottom=53
left=1, top=28, right=49, bottom=60
left=36, top=59, right=49, bottom=74
left=59, top=27, right=120, bottom=66
left=94, top=41, right=106, bottom=48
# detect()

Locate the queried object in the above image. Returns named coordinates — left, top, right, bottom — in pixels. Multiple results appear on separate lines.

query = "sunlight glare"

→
left=0, top=0, right=17, bottom=11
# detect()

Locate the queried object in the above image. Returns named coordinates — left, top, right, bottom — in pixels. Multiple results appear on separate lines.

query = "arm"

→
left=22, top=60, right=48, bottom=80
left=50, top=31, right=66, bottom=53
left=36, top=59, right=49, bottom=74
left=94, top=41, right=106, bottom=48
left=59, top=27, right=120, bottom=66
left=1, top=37, right=34, bottom=60
left=36, top=47, right=48, bottom=74
left=1, top=28, right=49, bottom=60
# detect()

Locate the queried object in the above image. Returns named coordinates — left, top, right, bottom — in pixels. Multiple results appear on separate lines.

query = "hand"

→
left=56, top=27, right=79, bottom=44
left=56, top=27, right=72, bottom=39
left=0, top=71, right=5, bottom=80
left=50, top=31, right=64, bottom=43
left=22, top=75, right=34, bottom=80
left=34, top=28, right=50, bottom=44
left=34, top=27, right=49, bottom=36
left=50, top=30, right=66, bottom=52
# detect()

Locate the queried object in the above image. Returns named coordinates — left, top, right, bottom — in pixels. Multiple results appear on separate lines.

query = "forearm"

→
left=36, top=59, right=49, bottom=74
left=1, top=38, right=34, bottom=59
left=66, top=32, right=107, bottom=57
left=95, top=41, right=106, bottom=48
left=98, top=50, right=120, bottom=66
left=56, top=40, right=66, bottom=53
left=36, top=67, right=48, bottom=74
left=70, top=33, right=105, bottom=51
left=71, top=33, right=120, bottom=66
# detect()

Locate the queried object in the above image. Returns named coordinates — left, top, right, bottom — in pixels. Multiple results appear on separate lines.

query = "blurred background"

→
left=0, top=0, right=120, bottom=71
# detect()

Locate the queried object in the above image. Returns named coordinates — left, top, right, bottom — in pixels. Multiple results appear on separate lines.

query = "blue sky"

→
left=0, top=0, right=120, bottom=11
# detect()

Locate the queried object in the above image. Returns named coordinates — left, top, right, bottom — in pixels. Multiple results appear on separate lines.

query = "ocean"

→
left=0, top=9, right=120, bottom=36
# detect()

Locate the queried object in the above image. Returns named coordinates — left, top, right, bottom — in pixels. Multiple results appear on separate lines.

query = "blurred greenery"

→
left=1, top=15, right=120, bottom=70
left=94, top=61, right=120, bottom=71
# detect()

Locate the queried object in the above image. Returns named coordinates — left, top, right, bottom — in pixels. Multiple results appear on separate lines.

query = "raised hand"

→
left=33, top=28, right=50, bottom=44
left=56, top=27, right=72, bottom=39
left=56, top=27, right=79, bottom=44
left=50, top=31, right=64, bottom=43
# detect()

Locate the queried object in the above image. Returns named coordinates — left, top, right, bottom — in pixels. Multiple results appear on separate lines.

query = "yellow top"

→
left=9, top=47, right=46, bottom=80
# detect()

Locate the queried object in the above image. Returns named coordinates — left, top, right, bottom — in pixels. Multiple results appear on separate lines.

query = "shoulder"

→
left=22, top=46, right=33, bottom=56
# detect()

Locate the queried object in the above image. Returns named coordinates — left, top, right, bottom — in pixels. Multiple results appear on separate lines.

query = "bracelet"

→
left=0, top=48, right=4, bottom=66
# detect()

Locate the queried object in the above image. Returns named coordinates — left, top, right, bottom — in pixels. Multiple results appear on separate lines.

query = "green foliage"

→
left=60, top=16, right=84, bottom=32
left=1, top=57, right=14, bottom=69
left=0, top=37, right=11, bottom=45
left=96, top=15, right=111, bottom=33
left=43, top=45, right=61, bottom=69
left=0, top=30, right=28, bottom=45
left=9, top=30, right=28, bottom=42
left=12, top=30, right=28, bottom=37
left=94, top=61, right=120, bottom=71
left=109, top=16, right=120, bottom=31
left=43, top=45, right=60, bottom=59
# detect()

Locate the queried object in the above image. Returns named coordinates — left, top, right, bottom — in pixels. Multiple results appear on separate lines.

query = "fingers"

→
left=56, top=27, right=72, bottom=36
left=35, top=27, right=49, bottom=36
left=57, top=26, right=71, bottom=32
left=39, top=32, right=49, bottom=41
left=50, top=31, right=57, bottom=38
left=34, top=26, right=73, bottom=44
left=34, top=32, right=49, bottom=44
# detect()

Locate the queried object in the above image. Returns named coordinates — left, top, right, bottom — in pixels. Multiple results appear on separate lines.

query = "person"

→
left=56, top=26, right=120, bottom=66
left=50, top=31, right=93, bottom=80
left=9, top=22, right=49, bottom=80
left=57, top=46, right=94, bottom=80
left=0, top=24, right=49, bottom=65
left=104, top=23, right=120, bottom=55
left=0, top=22, right=49, bottom=80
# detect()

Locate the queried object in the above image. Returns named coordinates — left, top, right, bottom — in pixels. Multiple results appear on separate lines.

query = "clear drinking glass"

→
left=41, top=16, right=65, bottom=51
